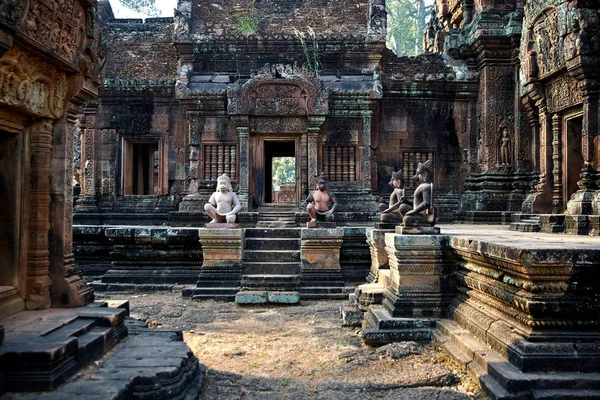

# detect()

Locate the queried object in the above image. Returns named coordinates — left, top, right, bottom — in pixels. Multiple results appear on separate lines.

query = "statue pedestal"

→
left=182, top=228, right=243, bottom=301
left=362, top=233, right=454, bottom=344
left=299, top=228, right=345, bottom=299
left=206, top=222, right=239, bottom=229
left=306, top=221, right=336, bottom=228
left=395, top=226, right=441, bottom=235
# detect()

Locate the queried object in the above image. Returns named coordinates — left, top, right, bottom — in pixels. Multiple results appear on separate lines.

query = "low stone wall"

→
left=89, top=227, right=204, bottom=291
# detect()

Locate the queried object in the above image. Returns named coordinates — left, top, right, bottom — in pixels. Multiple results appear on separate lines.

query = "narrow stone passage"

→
left=110, top=292, right=487, bottom=399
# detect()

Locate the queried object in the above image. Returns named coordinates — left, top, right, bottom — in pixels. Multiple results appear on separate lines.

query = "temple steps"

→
left=434, top=319, right=600, bottom=400
left=256, top=206, right=298, bottom=228
left=0, top=304, right=128, bottom=393
left=509, top=213, right=541, bottom=232
left=237, top=228, right=302, bottom=303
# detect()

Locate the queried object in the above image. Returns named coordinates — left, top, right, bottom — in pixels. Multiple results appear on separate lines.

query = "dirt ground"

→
left=100, top=292, right=489, bottom=400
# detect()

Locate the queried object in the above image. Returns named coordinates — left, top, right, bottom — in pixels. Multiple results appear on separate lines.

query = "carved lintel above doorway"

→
left=227, top=64, right=328, bottom=117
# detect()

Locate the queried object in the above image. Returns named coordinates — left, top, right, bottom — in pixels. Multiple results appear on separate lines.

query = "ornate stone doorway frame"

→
left=228, top=65, right=328, bottom=210
left=256, top=137, right=300, bottom=206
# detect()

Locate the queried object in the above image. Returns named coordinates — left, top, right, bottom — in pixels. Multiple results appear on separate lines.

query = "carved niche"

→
left=0, top=45, right=67, bottom=118
left=227, top=64, right=328, bottom=117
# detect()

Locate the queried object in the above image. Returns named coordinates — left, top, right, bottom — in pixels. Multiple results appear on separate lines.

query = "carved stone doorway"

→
left=0, top=129, right=26, bottom=318
left=251, top=136, right=301, bottom=207
left=563, top=113, right=584, bottom=206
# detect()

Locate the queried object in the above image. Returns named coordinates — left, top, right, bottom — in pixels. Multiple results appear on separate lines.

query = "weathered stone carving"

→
left=403, top=160, right=436, bottom=227
left=379, top=170, right=410, bottom=223
left=204, top=174, right=241, bottom=225
left=499, top=127, right=512, bottom=166
left=306, top=173, right=338, bottom=224
left=423, top=8, right=445, bottom=53
left=0, top=46, right=67, bottom=118
left=228, top=63, right=328, bottom=116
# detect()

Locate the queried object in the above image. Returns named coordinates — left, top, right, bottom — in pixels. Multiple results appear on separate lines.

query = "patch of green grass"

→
left=283, top=331, right=292, bottom=337
left=233, top=12, right=260, bottom=36
left=250, top=360, right=259, bottom=368
left=279, top=380, right=289, bottom=387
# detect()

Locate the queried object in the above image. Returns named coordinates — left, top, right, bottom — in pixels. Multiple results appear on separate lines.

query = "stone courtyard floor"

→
left=97, top=292, right=488, bottom=399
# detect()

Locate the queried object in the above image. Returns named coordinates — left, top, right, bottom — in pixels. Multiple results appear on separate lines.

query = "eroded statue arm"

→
left=327, top=193, right=338, bottom=214
left=228, top=193, right=242, bottom=215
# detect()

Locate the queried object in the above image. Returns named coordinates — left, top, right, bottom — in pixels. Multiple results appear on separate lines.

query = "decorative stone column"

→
left=233, top=117, right=250, bottom=210
left=307, top=117, right=323, bottom=189
left=362, top=233, right=455, bottom=344
left=49, top=108, right=94, bottom=307
left=300, top=228, right=345, bottom=299
left=362, top=111, right=373, bottom=191
left=178, top=112, right=205, bottom=212
left=25, top=120, right=54, bottom=310
left=551, top=113, right=563, bottom=213
left=75, top=111, right=99, bottom=212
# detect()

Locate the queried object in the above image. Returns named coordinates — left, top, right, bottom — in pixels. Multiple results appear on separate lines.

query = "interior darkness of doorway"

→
left=264, top=141, right=295, bottom=203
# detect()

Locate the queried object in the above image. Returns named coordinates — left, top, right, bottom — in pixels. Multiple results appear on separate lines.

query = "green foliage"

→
left=272, top=157, right=295, bottom=191
left=115, top=0, right=161, bottom=17
left=233, top=0, right=261, bottom=36
left=386, top=0, right=433, bottom=56
left=293, top=27, right=320, bottom=77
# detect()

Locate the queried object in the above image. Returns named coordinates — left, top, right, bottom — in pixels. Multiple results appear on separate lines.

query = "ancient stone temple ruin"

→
left=1, top=0, right=600, bottom=398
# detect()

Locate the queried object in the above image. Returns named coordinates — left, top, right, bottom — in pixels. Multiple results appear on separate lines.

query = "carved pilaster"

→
left=551, top=113, right=563, bottom=213
left=76, top=111, right=98, bottom=211
left=307, top=117, right=323, bottom=189
left=579, top=81, right=598, bottom=167
left=26, top=120, right=53, bottom=310
left=301, top=133, right=308, bottom=200
left=234, top=117, right=250, bottom=210
left=362, top=112, right=372, bottom=191
left=49, top=109, right=94, bottom=307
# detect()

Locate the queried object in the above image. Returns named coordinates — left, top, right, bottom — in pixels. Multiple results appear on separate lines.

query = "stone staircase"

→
left=0, top=303, right=128, bottom=393
left=509, top=213, right=541, bottom=232
left=236, top=228, right=301, bottom=304
left=256, top=205, right=298, bottom=228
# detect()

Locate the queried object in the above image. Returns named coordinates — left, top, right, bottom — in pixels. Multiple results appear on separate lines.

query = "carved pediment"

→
left=227, top=64, right=328, bottom=116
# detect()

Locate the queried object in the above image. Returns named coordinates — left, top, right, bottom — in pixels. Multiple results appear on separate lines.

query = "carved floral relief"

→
left=0, top=46, right=67, bottom=118
left=20, top=0, right=85, bottom=64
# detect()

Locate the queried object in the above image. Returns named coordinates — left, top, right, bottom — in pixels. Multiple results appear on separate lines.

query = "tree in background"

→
left=386, top=0, right=433, bottom=56
left=272, top=157, right=295, bottom=192
left=113, top=0, right=161, bottom=17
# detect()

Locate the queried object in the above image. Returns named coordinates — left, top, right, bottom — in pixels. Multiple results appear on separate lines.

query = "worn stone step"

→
left=245, top=238, right=300, bottom=251
left=242, top=262, right=300, bottom=275
left=241, top=274, right=300, bottom=289
left=76, top=325, right=112, bottom=361
left=244, top=228, right=301, bottom=239
left=42, top=317, right=98, bottom=340
left=244, top=250, right=300, bottom=262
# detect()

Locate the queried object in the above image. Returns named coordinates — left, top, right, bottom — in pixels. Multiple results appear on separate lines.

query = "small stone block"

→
left=376, top=223, right=400, bottom=230
left=341, top=302, right=363, bottom=327
left=395, top=226, right=441, bottom=235
left=105, top=300, right=130, bottom=316
left=306, top=221, right=337, bottom=228
left=267, top=291, right=300, bottom=304
left=235, top=291, right=268, bottom=304
left=206, top=222, right=240, bottom=229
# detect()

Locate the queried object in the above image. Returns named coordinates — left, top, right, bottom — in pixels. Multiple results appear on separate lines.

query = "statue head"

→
left=414, top=160, right=434, bottom=184
left=217, top=174, right=233, bottom=192
left=316, top=172, right=328, bottom=191
left=389, top=170, right=404, bottom=188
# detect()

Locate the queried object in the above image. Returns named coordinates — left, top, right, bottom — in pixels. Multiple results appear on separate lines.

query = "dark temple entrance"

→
left=263, top=140, right=296, bottom=204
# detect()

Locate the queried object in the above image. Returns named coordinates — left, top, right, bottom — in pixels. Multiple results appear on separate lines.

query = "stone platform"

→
left=366, top=224, right=600, bottom=400
left=0, top=303, right=129, bottom=394
left=0, top=304, right=203, bottom=399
